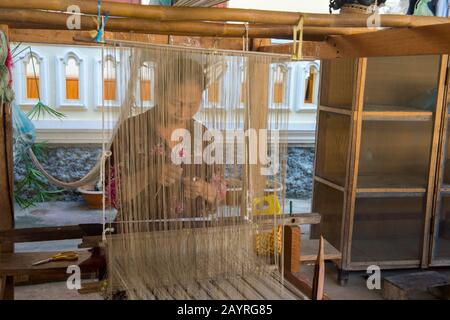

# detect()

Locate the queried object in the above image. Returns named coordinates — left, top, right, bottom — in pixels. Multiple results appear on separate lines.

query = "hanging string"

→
left=92, top=0, right=109, bottom=43
left=292, top=15, right=304, bottom=61
left=242, top=23, right=249, bottom=52
left=101, top=41, right=301, bottom=300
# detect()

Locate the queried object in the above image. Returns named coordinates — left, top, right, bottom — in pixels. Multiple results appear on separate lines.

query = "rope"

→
left=27, top=148, right=102, bottom=189
left=93, top=0, right=109, bottom=43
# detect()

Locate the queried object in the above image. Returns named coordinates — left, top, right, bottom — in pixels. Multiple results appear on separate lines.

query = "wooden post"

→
left=0, top=24, right=15, bottom=300
left=312, top=236, right=325, bottom=300
left=283, top=225, right=300, bottom=273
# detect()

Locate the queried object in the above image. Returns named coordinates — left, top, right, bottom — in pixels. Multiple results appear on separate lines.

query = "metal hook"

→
left=292, top=15, right=304, bottom=61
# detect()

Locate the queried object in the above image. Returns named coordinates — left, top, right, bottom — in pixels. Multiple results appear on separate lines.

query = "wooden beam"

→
left=0, top=24, right=14, bottom=301
left=0, top=9, right=382, bottom=39
left=260, top=23, right=450, bottom=58
left=0, top=9, right=292, bottom=39
left=0, top=225, right=84, bottom=243
left=9, top=28, right=169, bottom=46
left=0, top=1, right=448, bottom=27
left=258, top=41, right=339, bottom=60
left=328, top=22, right=450, bottom=57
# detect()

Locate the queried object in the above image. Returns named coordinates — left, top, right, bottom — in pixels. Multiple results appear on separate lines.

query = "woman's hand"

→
left=161, top=165, right=183, bottom=187
left=183, top=177, right=217, bottom=203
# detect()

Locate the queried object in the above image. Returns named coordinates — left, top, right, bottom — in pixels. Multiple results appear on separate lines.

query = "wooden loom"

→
left=1, top=0, right=450, bottom=300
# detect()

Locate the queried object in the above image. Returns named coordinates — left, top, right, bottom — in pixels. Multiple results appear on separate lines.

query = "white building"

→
left=12, top=43, right=320, bottom=145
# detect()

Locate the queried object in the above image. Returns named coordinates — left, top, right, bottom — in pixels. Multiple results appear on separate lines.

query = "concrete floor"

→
left=15, top=264, right=450, bottom=300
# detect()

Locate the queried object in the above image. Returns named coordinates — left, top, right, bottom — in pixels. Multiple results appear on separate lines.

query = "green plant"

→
left=14, top=46, right=66, bottom=208
left=14, top=142, right=65, bottom=209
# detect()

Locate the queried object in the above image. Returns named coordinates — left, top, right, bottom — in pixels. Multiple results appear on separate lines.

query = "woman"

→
left=107, top=55, right=227, bottom=228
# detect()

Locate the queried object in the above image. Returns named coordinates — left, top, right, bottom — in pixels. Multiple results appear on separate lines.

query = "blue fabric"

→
left=146, top=0, right=172, bottom=5
left=436, top=0, right=449, bottom=16
left=408, top=0, right=419, bottom=14
left=12, top=102, right=36, bottom=162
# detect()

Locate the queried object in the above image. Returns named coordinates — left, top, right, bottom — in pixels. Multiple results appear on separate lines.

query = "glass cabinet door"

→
left=431, top=107, right=450, bottom=264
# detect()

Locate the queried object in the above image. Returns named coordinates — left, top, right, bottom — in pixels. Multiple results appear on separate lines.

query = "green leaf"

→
left=27, top=101, right=66, bottom=120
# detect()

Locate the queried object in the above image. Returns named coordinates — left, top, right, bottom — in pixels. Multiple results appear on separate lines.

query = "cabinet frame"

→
left=312, top=55, right=450, bottom=273
left=430, top=57, right=450, bottom=266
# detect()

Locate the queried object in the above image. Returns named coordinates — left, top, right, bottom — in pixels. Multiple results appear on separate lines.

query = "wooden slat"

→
left=242, top=274, right=285, bottom=300
left=0, top=225, right=83, bottom=243
left=312, top=236, right=325, bottom=300
left=227, top=276, right=264, bottom=300
left=319, top=105, right=353, bottom=116
left=284, top=226, right=300, bottom=273
left=285, top=271, right=330, bottom=300
left=9, top=28, right=169, bottom=46
left=0, top=251, right=91, bottom=277
left=213, top=278, right=246, bottom=299
left=260, top=23, right=450, bottom=58
left=328, top=22, right=450, bottom=57
left=198, top=279, right=229, bottom=299
left=314, top=176, right=346, bottom=192
left=362, top=111, right=433, bottom=121
left=258, top=41, right=339, bottom=60
left=300, top=239, right=341, bottom=262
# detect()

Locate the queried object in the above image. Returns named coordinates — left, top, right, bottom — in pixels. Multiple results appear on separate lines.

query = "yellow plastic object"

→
left=252, top=194, right=281, bottom=216
left=32, top=251, right=79, bottom=266
left=253, top=194, right=282, bottom=255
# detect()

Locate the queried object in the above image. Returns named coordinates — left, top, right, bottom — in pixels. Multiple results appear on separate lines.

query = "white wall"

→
left=12, top=42, right=319, bottom=144
left=229, top=0, right=330, bottom=13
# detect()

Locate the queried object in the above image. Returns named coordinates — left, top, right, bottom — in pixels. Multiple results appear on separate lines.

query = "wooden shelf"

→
left=319, top=105, right=352, bottom=116
left=356, top=175, right=427, bottom=194
left=300, top=239, right=341, bottom=262
left=314, top=176, right=345, bottom=192
left=363, top=105, right=433, bottom=121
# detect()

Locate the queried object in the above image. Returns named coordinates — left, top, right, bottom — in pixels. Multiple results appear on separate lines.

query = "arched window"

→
left=104, top=58, right=117, bottom=101
left=272, top=64, right=288, bottom=105
left=139, top=62, right=153, bottom=103
left=56, top=52, right=86, bottom=108
left=304, top=65, right=316, bottom=104
left=25, top=55, right=40, bottom=100
left=65, top=56, right=80, bottom=100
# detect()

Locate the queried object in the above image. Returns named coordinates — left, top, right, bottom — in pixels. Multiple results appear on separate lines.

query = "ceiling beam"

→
left=0, top=0, right=449, bottom=27
left=327, top=22, right=450, bottom=57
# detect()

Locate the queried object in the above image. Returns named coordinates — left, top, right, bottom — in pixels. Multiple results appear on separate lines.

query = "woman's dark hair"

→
left=155, top=54, right=206, bottom=95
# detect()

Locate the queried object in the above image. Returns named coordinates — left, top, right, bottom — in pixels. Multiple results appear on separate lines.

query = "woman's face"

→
left=166, top=82, right=203, bottom=123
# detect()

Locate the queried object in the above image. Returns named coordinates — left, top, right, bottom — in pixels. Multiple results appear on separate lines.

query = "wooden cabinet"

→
left=312, top=55, right=449, bottom=283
